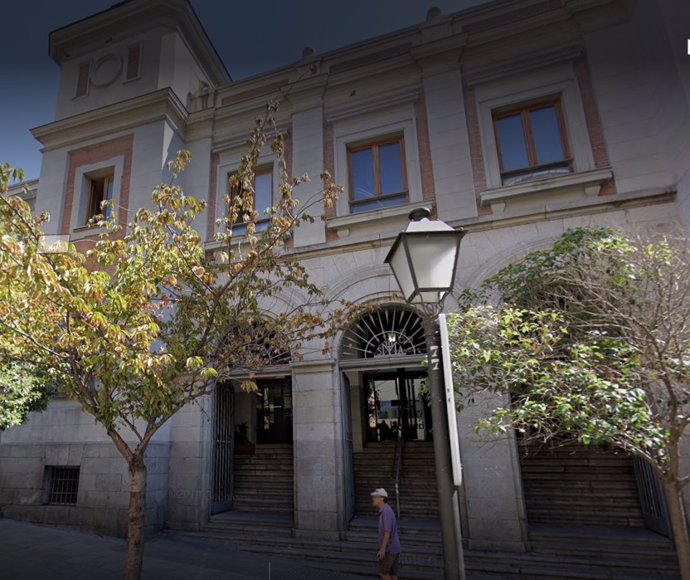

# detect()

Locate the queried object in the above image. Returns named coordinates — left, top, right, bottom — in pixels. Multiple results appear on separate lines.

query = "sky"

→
left=0, top=0, right=485, bottom=180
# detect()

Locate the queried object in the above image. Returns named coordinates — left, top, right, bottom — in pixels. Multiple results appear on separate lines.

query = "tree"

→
left=448, top=227, right=690, bottom=579
left=0, top=362, right=51, bottom=430
left=0, top=103, right=352, bottom=580
left=0, top=165, right=53, bottom=429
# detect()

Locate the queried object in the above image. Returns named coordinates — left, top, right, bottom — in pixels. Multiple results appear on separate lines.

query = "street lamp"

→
left=385, top=207, right=466, bottom=580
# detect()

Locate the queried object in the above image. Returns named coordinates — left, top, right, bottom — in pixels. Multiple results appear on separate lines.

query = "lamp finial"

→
left=408, top=207, right=431, bottom=222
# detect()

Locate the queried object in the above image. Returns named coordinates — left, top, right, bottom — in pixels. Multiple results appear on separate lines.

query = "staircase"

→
left=175, top=516, right=681, bottom=579
left=400, top=441, right=439, bottom=518
left=519, top=442, right=645, bottom=527
left=353, top=442, right=396, bottom=515
left=173, top=440, right=681, bottom=579
left=353, top=441, right=438, bottom=519
left=178, top=512, right=445, bottom=579
left=232, top=444, right=293, bottom=513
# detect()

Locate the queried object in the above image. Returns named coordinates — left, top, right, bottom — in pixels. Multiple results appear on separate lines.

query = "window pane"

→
left=351, top=193, right=407, bottom=214
left=351, top=148, right=375, bottom=201
left=89, top=178, right=105, bottom=220
left=91, top=179, right=104, bottom=202
left=228, top=172, right=239, bottom=198
left=254, top=171, right=273, bottom=219
left=378, top=142, right=404, bottom=195
left=530, top=106, right=565, bottom=164
left=104, top=178, right=114, bottom=220
left=495, top=114, right=529, bottom=171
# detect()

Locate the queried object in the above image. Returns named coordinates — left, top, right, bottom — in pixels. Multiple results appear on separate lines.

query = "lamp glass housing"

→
left=385, top=214, right=464, bottom=305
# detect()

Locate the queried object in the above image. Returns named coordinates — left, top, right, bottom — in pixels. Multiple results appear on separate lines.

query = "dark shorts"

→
left=378, top=552, right=399, bottom=576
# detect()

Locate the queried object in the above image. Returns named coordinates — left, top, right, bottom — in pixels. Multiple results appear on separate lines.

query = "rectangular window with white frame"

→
left=330, top=104, right=425, bottom=225
left=347, top=134, right=408, bottom=214
left=68, top=154, right=124, bottom=240
left=493, top=98, right=572, bottom=185
left=475, top=64, right=603, bottom=197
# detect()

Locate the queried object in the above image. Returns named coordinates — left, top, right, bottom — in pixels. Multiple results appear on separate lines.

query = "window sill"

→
left=326, top=200, right=432, bottom=238
left=479, top=167, right=614, bottom=210
left=70, top=224, right=107, bottom=241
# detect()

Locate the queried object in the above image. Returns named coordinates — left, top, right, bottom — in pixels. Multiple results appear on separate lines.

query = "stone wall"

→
left=0, top=441, right=169, bottom=537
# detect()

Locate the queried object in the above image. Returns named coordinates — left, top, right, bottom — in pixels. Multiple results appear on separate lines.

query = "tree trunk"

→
left=125, top=453, right=147, bottom=580
left=664, top=481, right=690, bottom=580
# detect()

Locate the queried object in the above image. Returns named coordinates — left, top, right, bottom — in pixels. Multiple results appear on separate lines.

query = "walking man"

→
left=371, top=488, right=402, bottom=580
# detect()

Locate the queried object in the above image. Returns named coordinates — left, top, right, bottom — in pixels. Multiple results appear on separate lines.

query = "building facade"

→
left=1, top=0, right=689, bottom=558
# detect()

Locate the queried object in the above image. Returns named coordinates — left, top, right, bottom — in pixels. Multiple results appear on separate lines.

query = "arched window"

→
left=221, top=321, right=291, bottom=367
left=341, top=306, right=426, bottom=360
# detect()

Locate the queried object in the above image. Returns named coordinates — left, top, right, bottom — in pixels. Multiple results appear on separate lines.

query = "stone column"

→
left=291, top=360, right=344, bottom=539
left=290, top=105, right=326, bottom=248
left=458, top=393, right=528, bottom=552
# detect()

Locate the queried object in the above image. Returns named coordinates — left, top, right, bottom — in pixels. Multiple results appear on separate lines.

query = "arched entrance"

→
left=210, top=333, right=294, bottom=517
left=340, top=305, right=439, bottom=520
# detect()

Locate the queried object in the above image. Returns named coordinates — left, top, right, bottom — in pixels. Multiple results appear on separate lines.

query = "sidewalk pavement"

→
left=0, top=518, right=361, bottom=580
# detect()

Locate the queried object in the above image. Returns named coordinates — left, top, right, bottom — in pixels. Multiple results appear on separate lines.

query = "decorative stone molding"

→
left=479, top=167, right=614, bottom=211
left=326, top=200, right=433, bottom=237
left=89, top=53, right=123, bottom=88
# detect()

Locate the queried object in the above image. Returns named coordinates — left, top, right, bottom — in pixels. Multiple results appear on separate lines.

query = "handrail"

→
left=393, top=436, right=404, bottom=519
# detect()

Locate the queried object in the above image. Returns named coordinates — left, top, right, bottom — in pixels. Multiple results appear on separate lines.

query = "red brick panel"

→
left=574, top=56, right=616, bottom=195
left=463, top=85, right=489, bottom=207
left=329, top=44, right=411, bottom=75
left=574, top=56, right=611, bottom=169
left=415, top=96, right=436, bottom=204
left=61, top=135, right=134, bottom=240
left=462, top=0, right=560, bottom=34
left=206, top=153, right=220, bottom=240
left=126, top=45, right=141, bottom=80
left=220, top=80, right=287, bottom=107
left=322, top=121, right=336, bottom=220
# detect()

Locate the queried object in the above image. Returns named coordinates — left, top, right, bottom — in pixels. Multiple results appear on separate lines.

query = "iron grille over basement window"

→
left=46, top=466, right=80, bottom=505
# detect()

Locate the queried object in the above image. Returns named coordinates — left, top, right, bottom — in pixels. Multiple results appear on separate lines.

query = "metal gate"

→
left=211, top=383, right=234, bottom=514
left=341, top=373, right=356, bottom=522
left=633, top=456, right=670, bottom=536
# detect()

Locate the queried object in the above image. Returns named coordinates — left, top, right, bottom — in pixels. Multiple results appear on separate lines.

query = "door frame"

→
left=362, top=368, right=430, bottom=443
left=255, top=378, right=293, bottom=445
left=341, top=373, right=356, bottom=523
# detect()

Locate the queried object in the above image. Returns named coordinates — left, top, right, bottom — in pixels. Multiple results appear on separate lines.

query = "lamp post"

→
left=384, top=207, right=466, bottom=580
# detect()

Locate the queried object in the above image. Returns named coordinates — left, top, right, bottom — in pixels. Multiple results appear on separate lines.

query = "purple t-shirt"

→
left=378, top=503, right=402, bottom=554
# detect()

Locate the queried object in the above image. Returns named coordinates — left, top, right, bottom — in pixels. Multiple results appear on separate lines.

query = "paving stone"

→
left=0, top=518, right=361, bottom=580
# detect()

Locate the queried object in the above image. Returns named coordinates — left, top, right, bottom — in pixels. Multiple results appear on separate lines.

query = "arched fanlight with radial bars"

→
left=341, top=306, right=426, bottom=360
left=221, top=320, right=291, bottom=367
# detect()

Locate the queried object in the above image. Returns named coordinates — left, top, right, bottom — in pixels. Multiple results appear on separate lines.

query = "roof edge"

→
left=48, top=0, right=231, bottom=85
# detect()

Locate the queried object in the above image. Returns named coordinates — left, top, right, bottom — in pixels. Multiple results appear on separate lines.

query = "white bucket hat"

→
left=370, top=488, right=389, bottom=498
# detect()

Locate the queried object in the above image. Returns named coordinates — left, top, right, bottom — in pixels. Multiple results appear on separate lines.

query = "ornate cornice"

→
left=31, top=88, right=189, bottom=151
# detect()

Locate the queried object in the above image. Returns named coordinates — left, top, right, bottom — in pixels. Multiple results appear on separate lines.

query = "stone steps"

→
left=353, top=441, right=438, bottom=519
left=182, top=514, right=444, bottom=579
left=179, top=514, right=681, bottom=580
left=519, top=442, right=644, bottom=528
left=230, top=444, right=294, bottom=514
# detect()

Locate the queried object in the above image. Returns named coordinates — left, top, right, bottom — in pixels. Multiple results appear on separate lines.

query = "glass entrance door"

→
left=364, top=369, right=431, bottom=443
left=256, top=380, right=293, bottom=444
